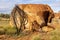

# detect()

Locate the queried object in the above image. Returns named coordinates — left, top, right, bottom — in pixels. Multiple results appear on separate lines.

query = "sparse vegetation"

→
left=0, top=13, right=60, bottom=40
left=0, top=20, right=17, bottom=35
left=0, top=13, right=10, bottom=18
left=0, top=14, right=60, bottom=40
left=32, top=34, right=41, bottom=40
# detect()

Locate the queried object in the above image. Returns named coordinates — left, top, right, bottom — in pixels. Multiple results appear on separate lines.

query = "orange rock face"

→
left=10, top=4, right=54, bottom=32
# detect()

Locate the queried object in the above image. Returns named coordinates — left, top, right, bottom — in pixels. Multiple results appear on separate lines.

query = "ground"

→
left=0, top=18, right=60, bottom=40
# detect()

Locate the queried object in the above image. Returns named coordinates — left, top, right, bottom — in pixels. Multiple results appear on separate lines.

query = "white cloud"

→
left=0, top=0, right=60, bottom=13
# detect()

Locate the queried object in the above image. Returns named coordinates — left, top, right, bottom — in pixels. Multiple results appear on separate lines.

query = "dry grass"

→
left=0, top=18, right=60, bottom=40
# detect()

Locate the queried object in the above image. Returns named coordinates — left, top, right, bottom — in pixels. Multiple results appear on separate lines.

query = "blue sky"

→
left=0, top=0, right=60, bottom=13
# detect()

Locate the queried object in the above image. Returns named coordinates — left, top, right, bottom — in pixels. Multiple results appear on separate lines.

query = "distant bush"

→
left=0, top=13, right=10, bottom=18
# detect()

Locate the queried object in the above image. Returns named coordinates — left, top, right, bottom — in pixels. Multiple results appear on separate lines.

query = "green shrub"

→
left=0, top=13, right=10, bottom=18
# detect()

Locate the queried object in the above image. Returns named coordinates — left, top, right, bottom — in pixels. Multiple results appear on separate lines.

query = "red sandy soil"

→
left=0, top=32, right=49, bottom=40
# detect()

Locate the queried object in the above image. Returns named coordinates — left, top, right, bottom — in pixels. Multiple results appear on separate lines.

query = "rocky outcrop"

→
left=10, top=4, right=55, bottom=33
